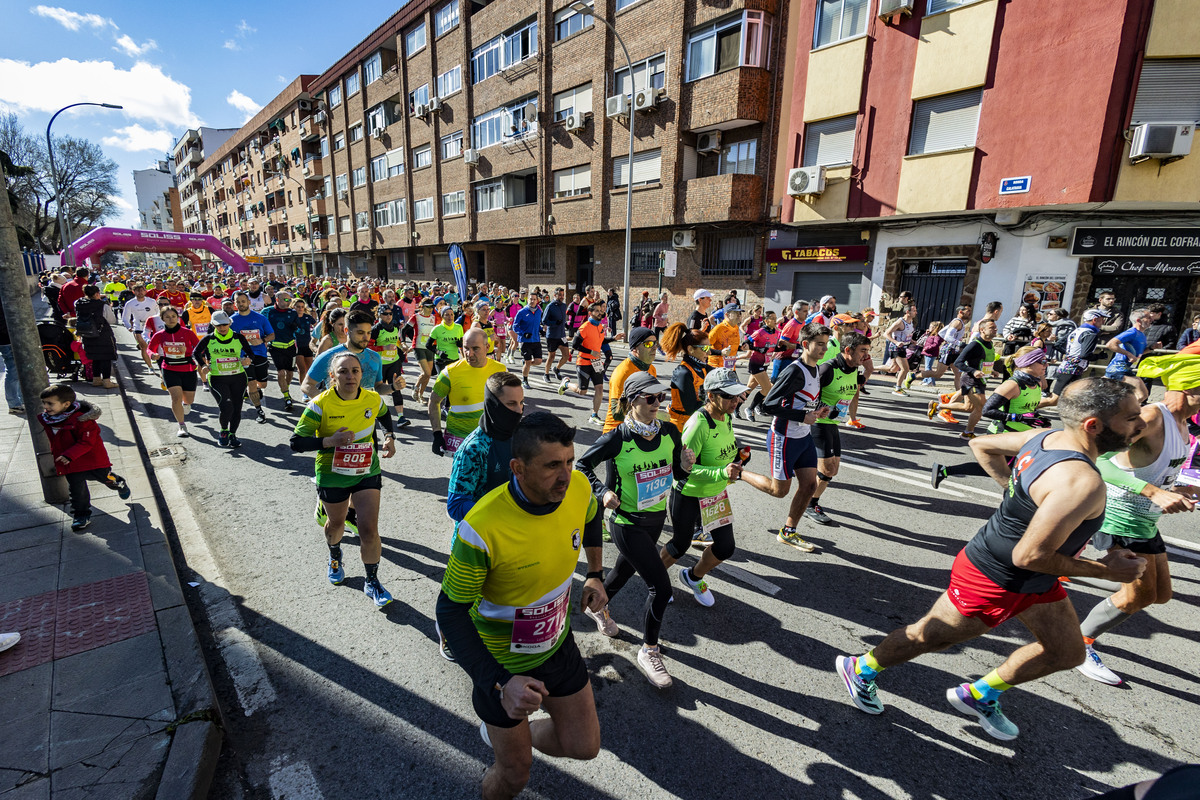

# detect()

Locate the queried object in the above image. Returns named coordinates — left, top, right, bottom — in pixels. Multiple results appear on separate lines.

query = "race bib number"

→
left=164, top=342, right=186, bottom=358
left=379, top=345, right=398, bottom=361
left=634, top=465, right=672, bottom=510
left=1177, top=439, right=1200, bottom=488
left=510, top=590, right=569, bottom=654
left=243, top=329, right=262, bottom=347
left=194, top=323, right=211, bottom=335
left=835, top=399, right=850, bottom=420
left=723, top=357, right=738, bottom=369
left=980, top=361, right=994, bottom=377
left=444, top=433, right=464, bottom=454
left=332, top=442, right=373, bottom=475
left=699, top=490, right=733, bottom=534
left=214, top=356, right=240, bottom=374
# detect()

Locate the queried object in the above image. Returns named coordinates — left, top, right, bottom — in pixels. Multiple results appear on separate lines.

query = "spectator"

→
left=58, top=267, right=91, bottom=317
left=606, top=288, right=622, bottom=336
left=1143, top=303, right=1175, bottom=351
left=73, top=285, right=118, bottom=389
left=1001, top=303, right=1039, bottom=356
left=1044, top=307, right=1077, bottom=359
left=1176, top=313, right=1200, bottom=350
left=1094, top=291, right=1125, bottom=342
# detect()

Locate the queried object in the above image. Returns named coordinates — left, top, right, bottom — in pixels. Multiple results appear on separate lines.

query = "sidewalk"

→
left=0, top=302, right=221, bottom=798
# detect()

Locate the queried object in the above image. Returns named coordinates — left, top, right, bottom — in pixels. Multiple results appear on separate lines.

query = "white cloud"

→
left=236, top=19, right=256, bottom=36
left=113, top=34, right=157, bottom=57
left=226, top=90, right=260, bottom=123
left=0, top=57, right=201, bottom=127
left=223, top=39, right=239, bottom=51
left=101, top=124, right=173, bottom=153
left=111, top=195, right=134, bottom=210
left=30, top=5, right=114, bottom=32
left=276, top=75, right=287, bottom=84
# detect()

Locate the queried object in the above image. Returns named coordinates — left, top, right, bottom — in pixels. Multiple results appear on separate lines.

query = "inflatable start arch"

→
left=62, top=227, right=251, bottom=273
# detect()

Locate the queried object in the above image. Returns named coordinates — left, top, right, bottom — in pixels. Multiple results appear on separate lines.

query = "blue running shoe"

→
left=327, top=556, right=345, bottom=585
left=364, top=578, right=393, bottom=608
left=946, top=683, right=1019, bottom=741
left=836, top=655, right=884, bottom=715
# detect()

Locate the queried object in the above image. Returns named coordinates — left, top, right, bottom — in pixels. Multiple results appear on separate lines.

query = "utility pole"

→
left=0, top=158, right=68, bottom=503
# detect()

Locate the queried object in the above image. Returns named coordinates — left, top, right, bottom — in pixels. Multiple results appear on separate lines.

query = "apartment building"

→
left=770, top=0, right=1200, bottom=333
left=132, top=160, right=177, bottom=233
left=172, top=126, right=238, bottom=236
left=299, top=0, right=787, bottom=311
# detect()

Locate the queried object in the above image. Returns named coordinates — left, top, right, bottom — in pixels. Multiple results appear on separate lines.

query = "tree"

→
left=0, top=113, right=120, bottom=254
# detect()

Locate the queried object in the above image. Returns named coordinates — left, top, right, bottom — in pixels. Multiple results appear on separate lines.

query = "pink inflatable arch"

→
left=62, top=227, right=251, bottom=273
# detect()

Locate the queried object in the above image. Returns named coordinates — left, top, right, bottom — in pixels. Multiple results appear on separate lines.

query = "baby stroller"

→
left=38, top=321, right=80, bottom=381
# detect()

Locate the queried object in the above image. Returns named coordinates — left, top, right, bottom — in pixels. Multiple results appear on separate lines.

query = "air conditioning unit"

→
left=1129, top=123, right=1194, bottom=161
left=314, top=111, right=326, bottom=124
left=787, top=166, right=827, bottom=197
left=606, top=94, right=629, bottom=119
left=338, top=190, right=349, bottom=201
left=879, top=0, right=915, bottom=16
left=298, top=99, right=312, bottom=111
left=565, top=113, right=586, bottom=132
left=696, top=131, right=722, bottom=154
left=429, top=97, right=443, bottom=113
left=372, top=128, right=384, bottom=140
left=633, top=88, right=657, bottom=112
left=672, top=230, right=696, bottom=250
left=412, top=103, right=426, bottom=118
left=392, top=103, right=405, bottom=118
left=299, top=124, right=308, bottom=138
left=463, top=148, right=479, bottom=166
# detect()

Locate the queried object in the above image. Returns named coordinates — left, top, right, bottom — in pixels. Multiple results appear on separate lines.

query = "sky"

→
left=0, top=1, right=408, bottom=233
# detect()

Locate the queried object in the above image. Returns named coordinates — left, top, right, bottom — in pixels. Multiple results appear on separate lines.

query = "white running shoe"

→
left=0, top=631, right=20, bottom=653
left=584, top=605, right=619, bottom=637
left=678, top=566, right=714, bottom=607
left=1076, top=643, right=1123, bottom=685
left=637, top=645, right=673, bottom=689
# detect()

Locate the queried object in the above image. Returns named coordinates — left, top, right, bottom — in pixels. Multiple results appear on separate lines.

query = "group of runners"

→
left=89, top=268, right=1199, bottom=800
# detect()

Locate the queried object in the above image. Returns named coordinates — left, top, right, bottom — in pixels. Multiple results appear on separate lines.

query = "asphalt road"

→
left=112, top=331, right=1200, bottom=800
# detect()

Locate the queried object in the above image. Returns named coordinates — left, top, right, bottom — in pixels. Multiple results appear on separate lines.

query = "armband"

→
left=586, top=570, right=604, bottom=580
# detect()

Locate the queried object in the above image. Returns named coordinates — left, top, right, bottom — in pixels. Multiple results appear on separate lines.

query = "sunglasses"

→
left=637, top=392, right=665, bottom=404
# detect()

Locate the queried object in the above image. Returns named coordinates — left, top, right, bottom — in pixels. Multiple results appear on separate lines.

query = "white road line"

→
left=1163, top=535, right=1200, bottom=553
left=1167, top=545, right=1200, bottom=561
left=268, top=760, right=325, bottom=800
left=837, top=457, right=966, bottom=497
left=714, top=561, right=782, bottom=596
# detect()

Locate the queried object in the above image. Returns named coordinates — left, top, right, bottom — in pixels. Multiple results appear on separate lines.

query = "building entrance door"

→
left=575, top=246, right=594, bottom=297
left=1088, top=275, right=1190, bottom=335
left=899, top=259, right=967, bottom=332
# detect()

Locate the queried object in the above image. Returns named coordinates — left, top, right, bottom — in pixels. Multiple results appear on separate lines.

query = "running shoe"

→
left=584, top=605, right=619, bottom=637
left=922, top=378, right=936, bottom=386
left=940, top=393, right=952, bottom=405
left=112, top=476, right=131, bottom=500
left=691, top=529, right=713, bottom=548
left=218, top=431, right=230, bottom=448
left=638, top=645, right=673, bottom=689
left=927, top=400, right=940, bottom=420
left=946, top=683, right=1019, bottom=741
left=778, top=527, right=817, bottom=552
left=284, top=395, right=294, bottom=411
left=931, top=462, right=947, bottom=490
left=557, top=378, right=569, bottom=396
left=522, top=378, right=532, bottom=391
left=256, top=407, right=267, bottom=424
left=903, top=373, right=916, bottom=390
left=892, top=388, right=908, bottom=397
left=554, top=368, right=563, bottom=381
left=958, top=431, right=976, bottom=441
left=1076, top=644, right=1122, bottom=686
left=228, top=435, right=243, bottom=448
left=678, top=566, right=715, bottom=607
left=364, top=578, right=393, bottom=608
left=938, top=410, right=960, bottom=424
left=836, top=655, right=884, bottom=715
left=0, top=631, right=20, bottom=653
left=745, top=409, right=757, bottom=423
left=543, top=373, right=553, bottom=384
left=859, top=386, right=870, bottom=395
left=176, top=425, right=189, bottom=438
left=805, top=504, right=832, bottom=525
left=70, top=513, right=91, bottom=532
left=436, top=622, right=456, bottom=662
left=315, top=501, right=328, bottom=527
left=588, top=413, right=603, bottom=426
left=327, top=555, right=345, bottom=585
left=847, top=418, right=866, bottom=430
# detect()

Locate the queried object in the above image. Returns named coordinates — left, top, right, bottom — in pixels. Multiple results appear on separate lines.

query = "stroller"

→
left=38, top=321, right=80, bottom=381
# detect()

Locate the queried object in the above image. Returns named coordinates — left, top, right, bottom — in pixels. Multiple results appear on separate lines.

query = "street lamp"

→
left=46, top=102, right=123, bottom=268
left=571, top=1, right=634, bottom=335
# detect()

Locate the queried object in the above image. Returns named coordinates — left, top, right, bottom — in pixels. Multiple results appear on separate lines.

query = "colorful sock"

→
left=968, top=670, right=1012, bottom=703
left=328, top=544, right=342, bottom=561
left=855, top=650, right=883, bottom=681
left=364, top=562, right=379, bottom=581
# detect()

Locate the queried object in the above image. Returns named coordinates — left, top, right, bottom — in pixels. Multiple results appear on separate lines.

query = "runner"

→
left=688, top=290, right=713, bottom=332
left=741, top=310, right=781, bottom=422
left=181, top=292, right=214, bottom=338
left=1051, top=308, right=1110, bottom=397
left=882, top=304, right=917, bottom=395
left=906, top=305, right=971, bottom=389
left=836, top=378, right=1148, bottom=741
left=488, top=301, right=509, bottom=363
left=661, top=323, right=713, bottom=433
left=408, top=298, right=440, bottom=403
left=927, top=319, right=998, bottom=439
left=121, top=284, right=158, bottom=369
left=707, top=306, right=745, bottom=371
left=293, top=298, right=317, bottom=396
left=1105, top=308, right=1153, bottom=401
left=512, top=292, right=544, bottom=390
left=369, top=305, right=412, bottom=427
left=428, top=304, right=466, bottom=372
left=435, top=412, right=605, bottom=800
left=558, top=301, right=612, bottom=426
left=194, top=311, right=254, bottom=448
left=602, top=327, right=657, bottom=433
left=266, top=291, right=300, bottom=411
left=429, top=329, right=506, bottom=457
left=543, top=287, right=571, bottom=383
left=805, top=331, right=872, bottom=525
left=145, top=306, right=200, bottom=438
left=771, top=301, right=808, bottom=381
left=230, top=292, right=275, bottom=424
left=577, top=372, right=693, bottom=687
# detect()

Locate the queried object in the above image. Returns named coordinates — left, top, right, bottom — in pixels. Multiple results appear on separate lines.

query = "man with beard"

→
left=836, top=378, right=1149, bottom=742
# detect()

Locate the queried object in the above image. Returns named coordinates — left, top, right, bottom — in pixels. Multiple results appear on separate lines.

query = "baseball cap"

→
left=628, top=326, right=655, bottom=349
left=832, top=313, right=857, bottom=325
left=693, top=289, right=713, bottom=301
left=704, top=367, right=752, bottom=396
left=211, top=311, right=233, bottom=325
left=622, top=371, right=666, bottom=399
left=1082, top=308, right=1112, bottom=322
left=723, top=304, right=742, bottom=315
left=820, top=295, right=836, bottom=305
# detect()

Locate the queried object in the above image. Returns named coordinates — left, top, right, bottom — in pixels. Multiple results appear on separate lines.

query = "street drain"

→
left=147, top=445, right=187, bottom=463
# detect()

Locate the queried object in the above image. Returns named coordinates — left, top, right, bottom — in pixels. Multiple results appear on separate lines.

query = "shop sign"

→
left=1021, top=274, right=1070, bottom=313
left=1093, top=257, right=1200, bottom=276
left=1070, top=227, right=1200, bottom=258
left=765, top=245, right=868, bottom=263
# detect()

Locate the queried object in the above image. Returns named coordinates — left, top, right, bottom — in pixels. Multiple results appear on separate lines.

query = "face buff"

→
left=479, top=386, right=522, bottom=442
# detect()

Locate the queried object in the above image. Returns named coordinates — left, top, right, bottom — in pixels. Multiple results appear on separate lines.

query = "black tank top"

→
left=963, top=431, right=1104, bottom=593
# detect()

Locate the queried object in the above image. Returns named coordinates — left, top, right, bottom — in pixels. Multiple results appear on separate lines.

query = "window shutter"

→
left=1130, top=59, right=1200, bottom=124
left=577, top=83, right=593, bottom=113
left=909, top=89, right=983, bottom=155
left=614, top=151, right=661, bottom=186
left=385, top=148, right=404, bottom=169
left=803, top=115, right=856, bottom=166
left=553, top=168, right=573, bottom=195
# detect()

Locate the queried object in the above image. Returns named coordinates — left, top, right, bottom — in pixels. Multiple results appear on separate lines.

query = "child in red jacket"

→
left=37, top=384, right=130, bottom=531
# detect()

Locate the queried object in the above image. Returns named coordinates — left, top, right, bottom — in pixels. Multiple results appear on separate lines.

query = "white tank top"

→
left=1103, top=403, right=1189, bottom=531
left=938, top=320, right=964, bottom=347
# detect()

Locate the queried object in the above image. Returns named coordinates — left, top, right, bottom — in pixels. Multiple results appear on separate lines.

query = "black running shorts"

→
left=472, top=631, right=589, bottom=729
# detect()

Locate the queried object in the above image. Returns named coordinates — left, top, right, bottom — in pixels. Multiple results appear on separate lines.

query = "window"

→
left=803, top=115, right=856, bottom=166
left=345, top=71, right=360, bottom=97
left=631, top=239, right=669, bottom=272
left=552, top=83, right=593, bottom=121
left=434, top=253, right=452, bottom=272
left=471, top=18, right=538, bottom=84
left=441, top=130, right=464, bottom=159
left=335, top=174, right=348, bottom=194
left=814, top=0, right=868, bottom=49
left=443, top=190, right=465, bottom=216
left=349, top=124, right=363, bottom=143
left=703, top=235, right=755, bottom=276
left=614, top=54, right=666, bottom=98
left=368, top=105, right=388, bottom=134
left=1130, top=59, right=1200, bottom=125
left=323, top=176, right=332, bottom=197
left=320, top=136, right=329, bottom=157
left=435, top=1, right=459, bottom=36
left=555, top=2, right=592, bottom=40
left=325, top=215, right=334, bottom=236
left=356, top=211, right=369, bottom=230
left=553, top=164, right=591, bottom=197
left=352, top=167, right=366, bottom=187
left=527, top=241, right=555, bottom=275
left=687, top=15, right=743, bottom=81
left=385, top=148, right=405, bottom=177
left=339, top=215, right=351, bottom=232
left=742, top=10, right=771, bottom=68
left=437, top=65, right=462, bottom=98
left=413, top=144, right=432, bottom=170
left=929, top=0, right=974, bottom=13
left=328, top=85, right=342, bottom=107
left=370, top=155, right=387, bottom=182
left=364, top=52, right=382, bottom=85
left=414, top=197, right=434, bottom=220
left=503, top=19, right=538, bottom=69
left=613, top=149, right=662, bottom=188
left=908, top=89, right=983, bottom=155
left=334, top=132, right=345, bottom=151
left=410, top=251, right=425, bottom=273
left=409, top=84, right=430, bottom=111
left=373, top=202, right=391, bottom=227
left=473, top=97, right=538, bottom=150
left=472, top=38, right=502, bottom=84
left=719, top=139, right=757, bottom=175
left=406, top=21, right=427, bottom=56
left=474, top=180, right=505, bottom=212
left=616, top=0, right=639, bottom=9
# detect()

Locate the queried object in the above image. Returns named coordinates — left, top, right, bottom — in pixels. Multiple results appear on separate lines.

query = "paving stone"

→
left=54, top=573, right=157, bottom=660
left=52, top=632, right=173, bottom=721
left=0, top=662, right=52, bottom=776
left=0, top=592, right=57, bottom=678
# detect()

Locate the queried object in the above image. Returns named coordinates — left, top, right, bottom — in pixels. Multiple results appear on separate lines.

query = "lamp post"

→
left=46, top=102, right=123, bottom=268
left=571, top=1, right=634, bottom=336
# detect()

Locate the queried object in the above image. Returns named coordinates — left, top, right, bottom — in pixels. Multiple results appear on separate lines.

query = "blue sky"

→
left=1, top=1, right=408, bottom=231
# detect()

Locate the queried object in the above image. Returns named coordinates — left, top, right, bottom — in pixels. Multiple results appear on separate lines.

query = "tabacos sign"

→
left=766, top=245, right=869, bottom=263
left=1094, top=258, right=1200, bottom=276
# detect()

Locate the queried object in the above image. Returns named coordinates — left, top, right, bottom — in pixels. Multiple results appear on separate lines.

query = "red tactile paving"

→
left=54, top=571, right=156, bottom=660
left=0, top=572, right=157, bottom=677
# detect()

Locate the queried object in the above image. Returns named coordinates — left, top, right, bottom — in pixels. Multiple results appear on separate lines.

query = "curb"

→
left=111, top=348, right=225, bottom=800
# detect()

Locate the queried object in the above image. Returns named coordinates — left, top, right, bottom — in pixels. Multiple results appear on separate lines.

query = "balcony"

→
left=299, top=120, right=319, bottom=141
left=307, top=197, right=326, bottom=217
left=184, top=146, right=202, bottom=164
left=303, top=157, right=323, bottom=179
left=679, top=173, right=764, bottom=224
left=679, top=68, right=771, bottom=132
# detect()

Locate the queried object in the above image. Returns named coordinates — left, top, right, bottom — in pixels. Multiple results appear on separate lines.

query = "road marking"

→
left=1167, top=545, right=1200, bottom=561
left=269, top=760, right=325, bottom=800
left=837, top=457, right=966, bottom=498
left=714, top=561, right=782, bottom=596
left=1164, top=535, right=1200, bottom=553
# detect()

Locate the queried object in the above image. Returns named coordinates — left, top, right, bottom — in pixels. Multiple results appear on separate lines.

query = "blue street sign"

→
left=1000, top=176, right=1031, bottom=195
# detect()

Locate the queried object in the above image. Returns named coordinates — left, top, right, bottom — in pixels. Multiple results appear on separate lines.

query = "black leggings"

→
left=666, top=488, right=735, bottom=562
left=209, top=373, right=248, bottom=434
left=1052, top=370, right=1082, bottom=398
left=605, top=518, right=672, bottom=646
left=91, top=359, right=113, bottom=379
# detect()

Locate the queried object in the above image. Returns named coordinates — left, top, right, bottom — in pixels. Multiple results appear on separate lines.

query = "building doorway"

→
left=1088, top=275, right=1190, bottom=335
left=899, top=259, right=967, bottom=331
left=475, top=252, right=486, bottom=283
left=575, top=246, right=594, bottom=297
